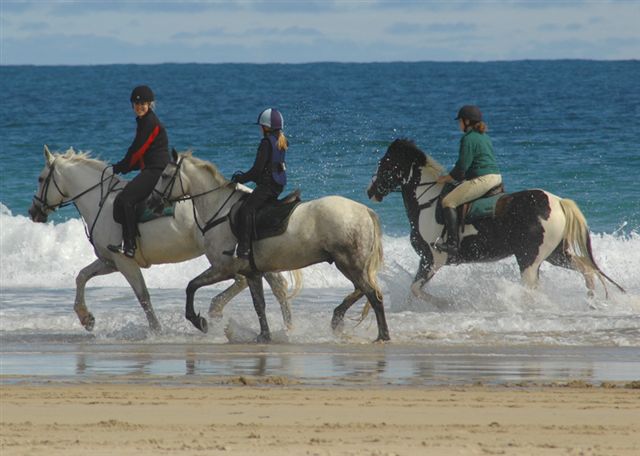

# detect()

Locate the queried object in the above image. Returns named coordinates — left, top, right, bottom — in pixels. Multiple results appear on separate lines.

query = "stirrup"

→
left=108, top=242, right=135, bottom=258
left=234, top=244, right=250, bottom=260
left=432, top=238, right=458, bottom=255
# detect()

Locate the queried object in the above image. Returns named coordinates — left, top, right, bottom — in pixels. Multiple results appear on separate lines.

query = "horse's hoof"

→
left=256, top=333, right=271, bottom=344
left=190, top=314, right=208, bottom=334
left=374, top=333, right=391, bottom=343
left=81, top=314, right=95, bottom=332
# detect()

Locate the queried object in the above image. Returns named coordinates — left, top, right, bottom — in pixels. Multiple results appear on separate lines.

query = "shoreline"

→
left=2, top=382, right=639, bottom=455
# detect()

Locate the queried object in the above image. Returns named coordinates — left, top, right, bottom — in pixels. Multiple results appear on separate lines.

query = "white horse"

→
left=28, top=146, right=294, bottom=332
left=148, top=151, right=389, bottom=343
left=367, top=139, right=625, bottom=301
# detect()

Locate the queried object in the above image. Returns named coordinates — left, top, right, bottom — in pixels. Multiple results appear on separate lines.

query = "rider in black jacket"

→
left=231, top=108, right=288, bottom=259
left=108, top=85, right=170, bottom=258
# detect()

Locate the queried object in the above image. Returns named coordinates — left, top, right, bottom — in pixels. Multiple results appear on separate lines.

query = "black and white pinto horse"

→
left=367, top=139, right=624, bottom=301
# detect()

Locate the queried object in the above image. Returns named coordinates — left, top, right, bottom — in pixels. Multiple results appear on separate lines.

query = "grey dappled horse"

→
left=149, top=151, right=389, bottom=343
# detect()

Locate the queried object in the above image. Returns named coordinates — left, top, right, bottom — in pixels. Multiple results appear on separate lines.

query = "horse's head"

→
left=149, top=149, right=186, bottom=212
left=28, top=145, right=65, bottom=223
left=367, top=138, right=429, bottom=202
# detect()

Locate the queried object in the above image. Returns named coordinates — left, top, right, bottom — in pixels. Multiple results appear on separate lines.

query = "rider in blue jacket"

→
left=231, top=108, right=288, bottom=259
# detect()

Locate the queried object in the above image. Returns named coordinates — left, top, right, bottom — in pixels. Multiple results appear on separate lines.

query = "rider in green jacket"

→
left=435, top=105, right=502, bottom=257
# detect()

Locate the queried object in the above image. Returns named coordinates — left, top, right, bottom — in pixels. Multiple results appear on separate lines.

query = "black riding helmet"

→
left=130, top=85, right=154, bottom=104
left=455, top=105, right=482, bottom=123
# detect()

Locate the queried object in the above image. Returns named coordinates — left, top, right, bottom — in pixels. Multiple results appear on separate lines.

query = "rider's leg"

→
left=236, top=185, right=277, bottom=259
left=439, top=174, right=502, bottom=255
left=109, top=170, right=161, bottom=257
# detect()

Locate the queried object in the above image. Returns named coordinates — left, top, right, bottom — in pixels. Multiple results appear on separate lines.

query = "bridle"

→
left=32, top=160, right=119, bottom=215
left=152, top=157, right=238, bottom=235
left=31, top=158, right=122, bottom=244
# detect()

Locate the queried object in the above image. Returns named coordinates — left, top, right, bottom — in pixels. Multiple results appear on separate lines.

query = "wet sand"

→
left=2, top=343, right=640, bottom=455
left=2, top=382, right=640, bottom=456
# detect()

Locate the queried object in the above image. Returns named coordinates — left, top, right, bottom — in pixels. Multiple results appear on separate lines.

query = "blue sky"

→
left=2, top=0, right=638, bottom=65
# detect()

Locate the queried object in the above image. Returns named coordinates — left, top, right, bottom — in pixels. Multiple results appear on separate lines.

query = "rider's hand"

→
left=112, top=162, right=126, bottom=174
left=437, top=174, right=452, bottom=185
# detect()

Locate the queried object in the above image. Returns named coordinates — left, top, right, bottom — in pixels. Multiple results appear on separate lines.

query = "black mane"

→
left=388, top=138, right=427, bottom=167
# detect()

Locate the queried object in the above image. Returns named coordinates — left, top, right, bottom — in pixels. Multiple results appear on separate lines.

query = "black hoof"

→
left=256, top=332, right=271, bottom=343
left=189, top=313, right=209, bottom=333
left=82, top=314, right=95, bottom=332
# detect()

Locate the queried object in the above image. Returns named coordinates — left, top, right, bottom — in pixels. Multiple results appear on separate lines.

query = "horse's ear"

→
left=44, top=145, right=54, bottom=165
left=172, top=148, right=178, bottom=163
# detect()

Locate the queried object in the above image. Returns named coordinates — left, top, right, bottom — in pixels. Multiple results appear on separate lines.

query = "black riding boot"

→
left=439, top=207, right=460, bottom=256
left=235, top=212, right=252, bottom=260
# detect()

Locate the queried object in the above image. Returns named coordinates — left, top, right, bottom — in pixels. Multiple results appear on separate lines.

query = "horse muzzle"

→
left=147, top=192, right=167, bottom=215
left=28, top=202, right=48, bottom=223
left=366, top=178, right=384, bottom=202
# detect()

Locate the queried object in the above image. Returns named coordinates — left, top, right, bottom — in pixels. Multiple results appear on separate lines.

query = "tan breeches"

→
left=442, top=174, right=502, bottom=208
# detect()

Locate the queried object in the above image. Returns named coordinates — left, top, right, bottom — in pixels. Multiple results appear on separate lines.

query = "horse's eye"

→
left=38, top=177, right=44, bottom=183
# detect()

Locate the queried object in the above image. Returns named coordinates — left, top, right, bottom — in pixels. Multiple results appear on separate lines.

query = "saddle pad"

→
left=253, top=199, right=301, bottom=240
left=465, top=193, right=503, bottom=222
left=138, top=204, right=175, bottom=223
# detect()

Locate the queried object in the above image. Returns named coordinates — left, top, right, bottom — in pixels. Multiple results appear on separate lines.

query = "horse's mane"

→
left=56, top=148, right=109, bottom=171
left=179, top=151, right=228, bottom=183
left=389, top=138, right=444, bottom=179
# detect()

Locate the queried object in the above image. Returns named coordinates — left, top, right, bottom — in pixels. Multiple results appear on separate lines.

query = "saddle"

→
left=435, top=183, right=506, bottom=228
left=229, top=189, right=302, bottom=242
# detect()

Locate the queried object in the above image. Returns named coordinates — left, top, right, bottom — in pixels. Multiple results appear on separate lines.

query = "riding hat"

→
left=256, top=108, right=284, bottom=130
left=130, top=85, right=155, bottom=104
left=455, top=105, right=482, bottom=122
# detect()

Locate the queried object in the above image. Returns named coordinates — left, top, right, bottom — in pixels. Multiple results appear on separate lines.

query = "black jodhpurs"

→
left=237, top=184, right=280, bottom=249
left=113, top=169, right=162, bottom=244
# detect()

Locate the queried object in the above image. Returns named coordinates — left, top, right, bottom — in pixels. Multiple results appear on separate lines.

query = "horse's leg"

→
left=546, top=245, right=596, bottom=298
left=208, top=274, right=248, bottom=320
left=410, top=257, right=441, bottom=300
left=246, top=273, right=271, bottom=343
left=113, top=258, right=161, bottom=333
left=186, top=266, right=234, bottom=333
left=334, top=261, right=390, bottom=343
left=264, top=272, right=292, bottom=330
left=331, top=289, right=365, bottom=333
left=74, top=259, right=117, bottom=331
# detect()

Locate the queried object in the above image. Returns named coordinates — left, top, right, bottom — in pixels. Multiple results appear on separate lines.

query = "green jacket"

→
left=450, top=130, right=500, bottom=180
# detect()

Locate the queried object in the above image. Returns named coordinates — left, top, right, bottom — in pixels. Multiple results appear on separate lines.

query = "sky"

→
left=1, top=0, right=639, bottom=65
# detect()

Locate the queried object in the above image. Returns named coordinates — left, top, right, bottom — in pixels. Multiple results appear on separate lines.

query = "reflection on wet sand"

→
left=1, top=344, right=632, bottom=386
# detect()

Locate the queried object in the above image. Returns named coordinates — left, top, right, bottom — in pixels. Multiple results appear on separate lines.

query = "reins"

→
left=154, top=158, right=238, bottom=235
left=33, top=160, right=123, bottom=244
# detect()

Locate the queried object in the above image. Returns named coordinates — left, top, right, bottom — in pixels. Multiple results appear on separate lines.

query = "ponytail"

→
left=473, top=121, right=487, bottom=134
left=276, top=130, right=288, bottom=151
left=464, top=120, right=488, bottom=134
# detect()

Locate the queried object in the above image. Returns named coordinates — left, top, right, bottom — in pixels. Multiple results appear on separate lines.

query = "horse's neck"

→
left=187, top=167, right=236, bottom=221
left=57, top=160, right=113, bottom=220
left=411, top=166, right=443, bottom=205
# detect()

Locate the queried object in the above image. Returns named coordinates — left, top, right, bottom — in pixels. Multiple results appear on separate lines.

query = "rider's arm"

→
left=235, top=138, right=270, bottom=184
left=115, top=113, right=160, bottom=173
left=449, top=135, right=473, bottom=181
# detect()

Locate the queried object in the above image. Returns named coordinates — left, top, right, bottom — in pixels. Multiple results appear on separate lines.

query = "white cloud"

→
left=2, top=0, right=638, bottom=64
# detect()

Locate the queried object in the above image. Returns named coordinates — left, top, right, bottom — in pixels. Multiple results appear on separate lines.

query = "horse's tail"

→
left=559, top=198, right=625, bottom=294
left=357, top=208, right=384, bottom=323
left=287, top=269, right=303, bottom=301
left=366, top=208, right=384, bottom=300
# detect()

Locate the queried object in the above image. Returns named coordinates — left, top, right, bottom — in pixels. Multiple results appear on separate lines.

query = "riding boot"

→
left=236, top=214, right=252, bottom=260
left=108, top=211, right=137, bottom=258
left=439, top=207, right=460, bottom=256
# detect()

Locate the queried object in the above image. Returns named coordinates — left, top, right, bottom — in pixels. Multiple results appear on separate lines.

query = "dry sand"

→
left=2, top=380, right=639, bottom=456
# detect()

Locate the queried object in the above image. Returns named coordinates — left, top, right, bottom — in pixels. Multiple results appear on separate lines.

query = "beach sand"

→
left=2, top=380, right=639, bottom=456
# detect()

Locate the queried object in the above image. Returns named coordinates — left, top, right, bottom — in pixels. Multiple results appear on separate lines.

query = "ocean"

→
left=1, top=61, right=639, bottom=383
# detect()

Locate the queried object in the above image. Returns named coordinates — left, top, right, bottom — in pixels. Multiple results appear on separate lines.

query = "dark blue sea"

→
left=1, top=62, right=639, bottom=381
